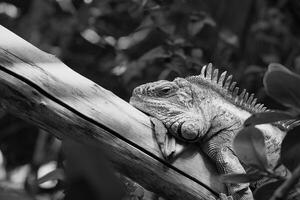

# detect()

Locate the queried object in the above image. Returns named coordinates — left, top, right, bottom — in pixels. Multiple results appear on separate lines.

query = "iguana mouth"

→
left=130, top=87, right=146, bottom=109
left=129, top=95, right=147, bottom=112
left=130, top=87, right=160, bottom=116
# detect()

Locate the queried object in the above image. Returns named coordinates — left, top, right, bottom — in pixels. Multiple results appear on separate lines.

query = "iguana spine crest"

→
left=187, top=63, right=266, bottom=113
left=187, top=63, right=300, bottom=131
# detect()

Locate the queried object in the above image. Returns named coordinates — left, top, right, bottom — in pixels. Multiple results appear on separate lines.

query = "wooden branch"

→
left=0, top=25, right=226, bottom=199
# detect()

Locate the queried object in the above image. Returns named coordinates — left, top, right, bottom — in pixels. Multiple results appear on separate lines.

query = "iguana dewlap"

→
left=129, top=64, right=298, bottom=200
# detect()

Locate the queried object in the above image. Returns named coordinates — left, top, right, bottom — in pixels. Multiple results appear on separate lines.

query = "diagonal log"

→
left=0, top=25, right=225, bottom=199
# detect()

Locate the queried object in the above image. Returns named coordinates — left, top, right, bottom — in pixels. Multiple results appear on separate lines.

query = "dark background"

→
left=0, top=0, right=299, bottom=199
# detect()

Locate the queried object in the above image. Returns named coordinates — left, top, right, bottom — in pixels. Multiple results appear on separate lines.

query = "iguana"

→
left=129, top=63, right=299, bottom=200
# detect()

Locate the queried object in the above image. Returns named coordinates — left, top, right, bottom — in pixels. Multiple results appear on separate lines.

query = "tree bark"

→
left=0, top=25, right=225, bottom=199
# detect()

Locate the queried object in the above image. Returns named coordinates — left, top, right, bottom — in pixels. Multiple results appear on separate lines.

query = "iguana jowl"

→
left=129, top=64, right=299, bottom=200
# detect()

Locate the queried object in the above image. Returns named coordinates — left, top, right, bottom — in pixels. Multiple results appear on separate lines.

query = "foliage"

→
left=233, top=126, right=268, bottom=171
left=1, top=0, right=300, bottom=200
left=223, top=64, right=300, bottom=200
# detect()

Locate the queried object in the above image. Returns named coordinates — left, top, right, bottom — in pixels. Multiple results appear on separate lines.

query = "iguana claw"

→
left=162, top=133, right=176, bottom=159
left=150, top=117, right=175, bottom=159
left=150, top=117, right=185, bottom=160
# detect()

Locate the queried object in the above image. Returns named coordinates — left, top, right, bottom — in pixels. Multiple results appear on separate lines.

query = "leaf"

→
left=254, top=180, right=284, bottom=200
left=219, top=29, right=239, bottom=47
left=38, top=168, right=65, bottom=185
left=221, top=172, right=262, bottom=184
left=139, top=46, right=169, bottom=62
left=117, top=27, right=152, bottom=50
left=263, top=63, right=300, bottom=110
left=188, top=17, right=215, bottom=36
left=244, top=111, right=296, bottom=126
left=233, top=127, right=268, bottom=170
left=56, top=0, right=75, bottom=13
left=281, top=126, right=300, bottom=171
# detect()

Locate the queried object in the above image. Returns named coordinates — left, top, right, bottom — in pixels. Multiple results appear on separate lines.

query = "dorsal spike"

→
left=260, top=105, right=264, bottom=109
left=240, top=89, right=246, bottom=98
left=229, top=82, right=236, bottom=91
left=285, top=120, right=295, bottom=127
left=224, top=75, right=232, bottom=90
left=218, top=71, right=227, bottom=87
left=243, top=92, right=249, bottom=103
left=261, top=107, right=267, bottom=111
left=255, top=103, right=261, bottom=109
left=274, top=119, right=300, bottom=131
left=233, top=87, right=239, bottom=97
left=186, top=64, right=267, bottom=115
left=239, top=89, right=246, bottom=105
left=289, top=120, right=300, bottom=130
left=201, top=65, right=207, bottom=77
left=247, top=94, right=254, bottom=104
left=206, top=63, right=213, bottom=80
left=251, top=98, right=257, bottom=107
left=212, top=69, right=219, bottom=83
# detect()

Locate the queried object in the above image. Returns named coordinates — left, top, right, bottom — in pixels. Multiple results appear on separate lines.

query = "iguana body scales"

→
left=130, top=64, right=297, bottom=200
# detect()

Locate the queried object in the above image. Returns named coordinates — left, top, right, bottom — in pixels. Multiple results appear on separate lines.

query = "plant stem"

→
left=264, top=169, right=286, bottom=181
left=270, top=165, right=300, bottom=200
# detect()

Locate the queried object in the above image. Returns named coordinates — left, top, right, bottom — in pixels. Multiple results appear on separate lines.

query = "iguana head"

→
left=130, top=77, right=210, bottom=142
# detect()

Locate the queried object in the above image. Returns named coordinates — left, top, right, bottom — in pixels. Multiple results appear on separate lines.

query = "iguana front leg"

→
left=204, top=139, right=253, bottom=200
left=150, top=117, right=187, bottom=160
left=151, top=117, right=252, bottom=199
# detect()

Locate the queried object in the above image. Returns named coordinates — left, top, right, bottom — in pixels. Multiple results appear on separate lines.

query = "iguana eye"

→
left=160, top=87, right=172, bottom=94
left=154, top=86, right=176, bottom=97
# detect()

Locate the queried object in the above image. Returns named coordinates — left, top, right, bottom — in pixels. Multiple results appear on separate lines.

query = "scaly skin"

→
left=129, top=64, right=289, bottom=200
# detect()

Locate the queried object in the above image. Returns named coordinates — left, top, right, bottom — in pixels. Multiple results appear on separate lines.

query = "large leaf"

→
left=221, top=172, right=262, bottom=184
left=281, top=126, right=300, bottom=171
left=139, top=46, right=170, bottom=61
left=263, top=63, right=300, bottom=110
left=38, top=168, right=65, bottom=185
left=254, top=180, right=284, bottom=200
left=244, top=111, right=296, bottom=126
left=233, top=127, right=268, bottom=170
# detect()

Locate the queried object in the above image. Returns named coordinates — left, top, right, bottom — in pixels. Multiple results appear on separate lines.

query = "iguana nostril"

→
left=133, top=86, right=144, bottom=95
left=132, top=87, right=138, bottom=95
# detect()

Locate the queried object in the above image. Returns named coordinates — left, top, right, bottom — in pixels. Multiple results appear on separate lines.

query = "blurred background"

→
left=0, top=0, right=299, bottom=199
